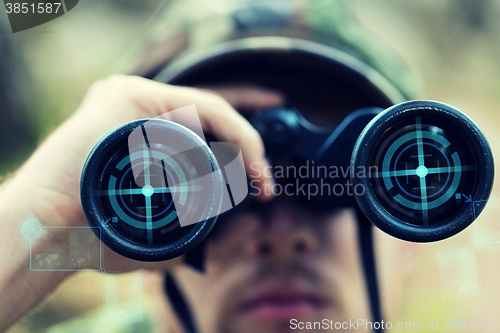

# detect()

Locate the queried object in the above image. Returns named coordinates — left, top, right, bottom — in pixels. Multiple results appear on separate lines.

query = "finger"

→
left=197, top=99, right=275, bottom=201
left=116, top=77, right=275, bottom=200
left=197, top=85, right=284, bottom=111
left=187, top=90, right=275, bottom=201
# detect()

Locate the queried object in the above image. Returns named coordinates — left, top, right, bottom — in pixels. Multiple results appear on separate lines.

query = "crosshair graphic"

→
left=352, top=101, right=493, bottom=242
left=96, top=145, right=203, bottom=246
left=81, top=119, right=224, bottom=260
left=372, top=116, right=477, bottom=225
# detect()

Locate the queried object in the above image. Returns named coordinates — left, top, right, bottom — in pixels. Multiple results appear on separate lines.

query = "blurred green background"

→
left=2, top=0, right=500, bottom=332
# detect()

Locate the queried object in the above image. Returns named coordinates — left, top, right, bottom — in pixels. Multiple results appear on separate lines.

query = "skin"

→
left=0, top=75, right=416, bottom=332
left=174, top=205, right=370, bottom=333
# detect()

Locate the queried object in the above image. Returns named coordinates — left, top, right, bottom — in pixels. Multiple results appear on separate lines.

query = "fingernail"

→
left=260, top=158, right=275, bottom=200
left=261, top=158, right=273, bottom=180
left=264, top=93, right=284, bottom=105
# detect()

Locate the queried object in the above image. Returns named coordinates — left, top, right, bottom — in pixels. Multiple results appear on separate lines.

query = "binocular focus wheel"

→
left=81, top=119, right=224, bottom=261
left=351, top=100, right=494, bottom=242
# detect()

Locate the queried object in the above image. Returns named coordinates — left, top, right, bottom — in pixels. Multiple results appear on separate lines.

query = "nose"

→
left=245, top=203, right=318, bottom=260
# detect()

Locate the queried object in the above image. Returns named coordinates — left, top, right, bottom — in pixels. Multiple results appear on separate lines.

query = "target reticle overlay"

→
left=373, top=115, right=477, bottom=225
left=81, top=105, right=248, bottom=261
left=352, top=100, right=494, bottom=242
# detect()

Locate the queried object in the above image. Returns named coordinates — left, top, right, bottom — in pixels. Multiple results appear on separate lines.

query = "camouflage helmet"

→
left=122, top=0, right=418, bottom=102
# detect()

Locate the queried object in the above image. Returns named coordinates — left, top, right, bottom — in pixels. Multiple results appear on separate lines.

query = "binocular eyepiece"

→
left=81, top=100, right=494, bottom=260
left=351, top=100, right=493, bottom=242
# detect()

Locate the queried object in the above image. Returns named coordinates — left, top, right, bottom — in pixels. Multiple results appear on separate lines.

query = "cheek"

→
left=206, top=215, right=261, bottom=269
left=174, top=268, right=222, bottom=333
left=320, top=210, right=361, bottom=268
left=175, top=218, right=260, bottom=333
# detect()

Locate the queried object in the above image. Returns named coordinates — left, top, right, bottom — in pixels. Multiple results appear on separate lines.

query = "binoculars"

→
left=81, top=99, right=494, bottom=261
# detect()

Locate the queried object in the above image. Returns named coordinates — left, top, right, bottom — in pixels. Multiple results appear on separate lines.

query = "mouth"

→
left=239, top=285, right=329, bottom=320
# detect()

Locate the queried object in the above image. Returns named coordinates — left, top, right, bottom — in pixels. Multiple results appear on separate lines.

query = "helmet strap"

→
left=356, top=206, right=384, bottom=333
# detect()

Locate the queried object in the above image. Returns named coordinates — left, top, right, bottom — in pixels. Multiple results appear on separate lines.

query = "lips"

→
left=239, top=286, right=329, bottom=320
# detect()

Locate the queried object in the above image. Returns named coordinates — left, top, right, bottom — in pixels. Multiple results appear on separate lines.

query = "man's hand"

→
left=0, top=75, right=282, bottom=331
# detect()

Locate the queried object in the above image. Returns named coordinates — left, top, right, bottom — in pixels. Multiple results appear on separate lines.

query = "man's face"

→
left=161, top=87, right=413, bottom=333
left=171, top=195, right=409, bottom=333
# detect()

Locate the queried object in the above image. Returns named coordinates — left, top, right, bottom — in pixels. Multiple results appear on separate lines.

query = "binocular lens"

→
left=81, top=119, right=223, bottom=261
left=351, top=100, right=494, bottom=242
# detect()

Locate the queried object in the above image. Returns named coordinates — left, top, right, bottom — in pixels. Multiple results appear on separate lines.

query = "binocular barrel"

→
left=80, top=100, right=494, bottom=260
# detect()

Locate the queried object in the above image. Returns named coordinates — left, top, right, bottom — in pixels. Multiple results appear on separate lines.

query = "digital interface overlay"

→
left=370, top=115, right=478, bottom=226
left=21, top=220, right=102, bottom=271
